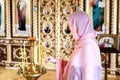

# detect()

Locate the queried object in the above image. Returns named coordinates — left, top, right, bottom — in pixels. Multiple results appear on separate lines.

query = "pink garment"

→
left=56, top=11, right=102, bottom=80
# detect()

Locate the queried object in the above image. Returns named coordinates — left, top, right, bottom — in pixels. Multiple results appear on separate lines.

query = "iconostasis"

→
left=0, top=0, right=120, bottom=75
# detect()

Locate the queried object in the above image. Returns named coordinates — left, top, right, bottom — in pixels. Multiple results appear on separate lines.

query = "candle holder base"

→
left=23, top=72, right=46, bottom=80
left=18, top=63, right=47, bottom=80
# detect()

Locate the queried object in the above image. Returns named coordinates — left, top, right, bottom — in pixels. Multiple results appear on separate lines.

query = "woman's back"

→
left=61, top=11, right=102, bottom=80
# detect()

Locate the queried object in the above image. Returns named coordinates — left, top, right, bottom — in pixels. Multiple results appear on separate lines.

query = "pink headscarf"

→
left=68, top=11, right=97, bottom=48
left=56, top=11, right=98, bottom=80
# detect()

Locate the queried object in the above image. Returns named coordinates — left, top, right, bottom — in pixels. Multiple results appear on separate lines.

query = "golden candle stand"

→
left=18, top=63, right=46, bottom=80
left=28, top=37, right=36, bottom=62
left=18, top=37, right=47, bottom=80
left=25, top=66, right=46, bottom=80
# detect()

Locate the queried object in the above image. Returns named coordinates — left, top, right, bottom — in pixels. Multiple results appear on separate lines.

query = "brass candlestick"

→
left=28, top=37, right=35, bottom=62
left=18, top=37, right=47, bottom=80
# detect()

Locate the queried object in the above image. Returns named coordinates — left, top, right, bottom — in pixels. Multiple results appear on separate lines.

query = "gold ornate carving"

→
left=43, top=7, right=52, bottom=15
left=6, top=0, right=11, bottom=38
left=78, top=0, right=84, bottom=11
left=104, top=0, right=110, bottom=34
left=109, top=0, right=118, bottom=75
left=110, top=0, right=118, bottom=34
left=39, top=0, right=56, bottom=58
left=118, top=0, right=120, bottom=34
left=59, top=0, right=78, bottom=60
left=12, top=45, right=30, bottom=62
left=63, top=6, right=73, bottom=16
left=33, top=0, right=38, bottom=38
left=117, top=54, right=120, bottom=67
left=0, top=45, right=7, bottom=60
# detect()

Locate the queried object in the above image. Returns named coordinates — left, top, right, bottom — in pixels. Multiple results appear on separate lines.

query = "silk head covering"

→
left=56, top=11, right=102, bottom=80
left=68, top=11, right=96, bottom=41
left=68, top=11, right=97, bottom=48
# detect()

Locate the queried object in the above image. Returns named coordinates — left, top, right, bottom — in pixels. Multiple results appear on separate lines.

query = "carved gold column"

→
left=110, top=0, right=118, bottom=75
left=32, top=0, right=39, bottom=62
left=85, top=0, right=91, bottom=14
left=55, top=0, right=60, bottom=59
left=6, top=0, right=11, bottom=39
left=32, top=0, right=38, bottom=62
left=117, top=0, right=120, bottom=75
left=104, top=0, right=110, bottom=34
left=59, top=0, right=76, bottom=60
left=33, top=0, right=38, bottom=38
left=78, top=0, right=84, bottom=11
left=38, top=0, right=41, bottom=66
left=110, top=0, right=117, bottom=34
left=39, top=0, right=56, bottom=69
left=6, top=0, right=11, bottom=65
left=118, top=53, right=120, bottom=74
left=118, top=0, right=120, bottom=33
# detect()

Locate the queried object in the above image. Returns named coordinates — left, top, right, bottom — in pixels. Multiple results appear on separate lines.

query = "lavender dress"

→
left=56, top=11, right=102, bottom=80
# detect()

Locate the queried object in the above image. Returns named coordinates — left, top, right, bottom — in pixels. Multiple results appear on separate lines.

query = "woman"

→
left=47, top=11, right=102, bottom=80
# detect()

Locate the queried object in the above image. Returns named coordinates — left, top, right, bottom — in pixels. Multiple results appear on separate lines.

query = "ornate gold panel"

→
left=0, top=45, right=7, bottom=60
left=103, top=0, right=110, bottom=34
left=6, top=0, right=11, bottom=38
left=116, top=54, right=120, bottom=75
left=11, top=45, right=30, bottom=62
left=39, top=0, right=56, bottom=57
left=38, top=0, right=84, bottom=60
left=110, top=0, right=118, bottom=34
left=118, top=0, right=120, bottom=34
left=33, top=0, right=38, bottom=38
left=59, top=0, right=78, bottom=60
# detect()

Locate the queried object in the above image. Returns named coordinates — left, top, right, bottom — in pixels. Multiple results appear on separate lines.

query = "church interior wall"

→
left=0, top=0, right=120, bottom=76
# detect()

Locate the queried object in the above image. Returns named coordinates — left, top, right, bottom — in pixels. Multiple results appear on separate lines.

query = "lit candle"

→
left=39, top=45, right=43, bottom=65
left=24, top=43, right=27, bottom=64
left=24, top=43, right=26, bottom=57
left=44, top=47, right=47, bottom=68
left=20, top=48, right=24, bottom=73
left=24, top=43, right=29, bottom=70
left=34, top=45, right=38, bottom=65
left=20, top=48, right=23, bottom=64
left=39, top=44, right=41, bottom=65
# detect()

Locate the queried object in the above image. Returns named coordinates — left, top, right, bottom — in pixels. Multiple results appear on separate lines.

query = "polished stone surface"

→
left=0, top=66, right=120, bottom=80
